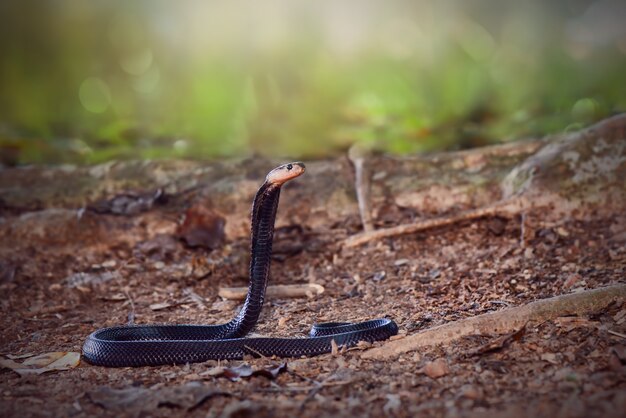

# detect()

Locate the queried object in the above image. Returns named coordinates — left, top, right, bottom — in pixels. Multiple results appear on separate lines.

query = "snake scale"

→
left=82, top=162, right=398, bottom=366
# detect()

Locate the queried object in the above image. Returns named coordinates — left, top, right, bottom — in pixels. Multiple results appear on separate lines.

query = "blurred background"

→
left=1, top=0, right=625, bottom=165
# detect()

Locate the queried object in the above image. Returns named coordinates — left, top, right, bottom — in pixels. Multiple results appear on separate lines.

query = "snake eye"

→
left=286, top=164, right=293, bottom=170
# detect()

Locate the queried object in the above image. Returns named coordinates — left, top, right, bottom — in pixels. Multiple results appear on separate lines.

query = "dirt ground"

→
left=1, top=202, right=625, bottom=417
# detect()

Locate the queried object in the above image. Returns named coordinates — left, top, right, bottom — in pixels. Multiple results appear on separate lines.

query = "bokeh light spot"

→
left=120, top=48, right=153, bottom=75
left=78, top=77, right=112, bottom=113
left=572, top=98, right=598, bottom=121
left=133, top=65, right=160, bottom=93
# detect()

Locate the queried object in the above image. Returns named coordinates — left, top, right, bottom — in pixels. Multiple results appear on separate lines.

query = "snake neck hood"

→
left=227, top=181, right=281, bottom=337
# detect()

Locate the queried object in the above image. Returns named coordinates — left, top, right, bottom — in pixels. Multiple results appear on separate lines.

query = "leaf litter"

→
left=1, top=207, right=625, bottom=417
left=0, top=352, right=80, bottom=376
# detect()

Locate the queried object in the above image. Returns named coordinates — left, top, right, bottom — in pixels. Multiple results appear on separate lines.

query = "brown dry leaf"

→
left=22, top=352, right=66, bottom=366
left=331, top=339, right=339, bottom=355
left=563, top=273, right=582, bottom=289
left=422, top=358, right=450, bottom=379
left=149, top=301, right=176, bottom=311
left=88, top=189, right=165, bottom=216
left=0, top=352, right=80, bottom=376
left=65, top=271, right=120, bottom=288
left=5, top=353, right=36, bottom=360
left=541, top=352, right=559, bottom=364
left=467, top=326, right=526, bottom=356
left=206, top=363, right=287, bottom=382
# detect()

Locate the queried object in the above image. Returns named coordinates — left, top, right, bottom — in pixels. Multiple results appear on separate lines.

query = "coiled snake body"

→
left=83, top=162, right=398, bottom=367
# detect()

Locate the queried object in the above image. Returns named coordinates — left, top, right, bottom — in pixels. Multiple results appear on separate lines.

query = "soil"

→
left=1, top=203, right=625, bottom=417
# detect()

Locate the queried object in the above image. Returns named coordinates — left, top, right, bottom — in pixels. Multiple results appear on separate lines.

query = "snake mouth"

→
left=265, top=162, right=306, bottom=185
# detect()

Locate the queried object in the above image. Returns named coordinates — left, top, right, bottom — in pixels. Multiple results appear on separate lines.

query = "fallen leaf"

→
left=1, top=352, right=80, bottom=376
left=331, top=339, right=339, bottom=355
left=540, top=353, right=558, bottom=364
left=205, top=363, right=287, bottom=381
left=149, top=301, right=177, bottom=311
left=22, top=352, right=67, bottom=366
left=467, top=326, right=526, bottom=356
left=65, top=271, right=120, bottom=288
left=0, top=358, right=24, bottom=369
left=422, top=358, right=450, bottom=379
left=563, top=273, right=582, bottom=289
left=88, top=189, right=165, bottom=216
left=221, top=364, right=254, bottom=381
left=5, top=353, right=36, bottom=360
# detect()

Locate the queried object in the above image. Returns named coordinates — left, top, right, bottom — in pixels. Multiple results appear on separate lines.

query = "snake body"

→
left=82, top=162, right=398, bottom=367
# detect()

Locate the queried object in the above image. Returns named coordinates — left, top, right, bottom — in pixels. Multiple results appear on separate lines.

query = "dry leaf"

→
left=23, top=352, right=67, bottom=366
left=467, top=326, right=526, bottom=356
left=540, top=353, right=558, bottom=364
left=88, top=189, right=165, bottom=216
left=66, top=271, right=120, bottom=288
left=150, top=302, right=175, bottom=311
left=0, top=352, right=80, bottom=376
left=205, top=363, right=287, bottom=382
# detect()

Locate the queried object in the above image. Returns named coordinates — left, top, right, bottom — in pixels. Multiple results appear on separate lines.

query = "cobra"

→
left=82, top=162, right=398, bottom=366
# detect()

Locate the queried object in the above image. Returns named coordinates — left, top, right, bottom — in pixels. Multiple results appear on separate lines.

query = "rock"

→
left=422, top=358, right=450, bottom=379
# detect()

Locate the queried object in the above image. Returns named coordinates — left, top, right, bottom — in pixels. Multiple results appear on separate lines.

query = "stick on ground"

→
left=218, top=283, right=325, bottom=300
left=343, top=198, right=525, bottom=247
left=362, top=284, right=626, bottom=360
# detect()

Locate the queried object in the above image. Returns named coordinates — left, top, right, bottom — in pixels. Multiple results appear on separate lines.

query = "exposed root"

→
left=343, top=197, right=526, bottom=248
left=362, top=284, right=626, bottom=360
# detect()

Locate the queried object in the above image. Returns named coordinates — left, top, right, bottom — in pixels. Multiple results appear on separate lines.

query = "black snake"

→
left=82, top=162, right=398, bottom=366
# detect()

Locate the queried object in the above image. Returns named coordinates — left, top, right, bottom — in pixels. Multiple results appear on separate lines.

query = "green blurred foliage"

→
left=0, top=0, right=625, bottom=165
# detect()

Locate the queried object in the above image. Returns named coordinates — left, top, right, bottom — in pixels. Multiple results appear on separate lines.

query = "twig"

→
left=520, top=212, right=527, bottom=248
left=219, top=283, right=324, bottom=300
left=124, top=289, right=136, bottom=325
left=243, top=345, right=268, bottom=359
left=342, top=197, right=526, bottom=247
left=362, top=284, right=626, bottom=360
left=348, top=144, right=375, bottom=232
left=607, top=329, right=626, bottom=339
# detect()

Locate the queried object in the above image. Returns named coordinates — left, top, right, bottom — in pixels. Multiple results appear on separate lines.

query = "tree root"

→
left=362, top=284, right=626, bottom=360
left=343, top=197, right=525, bottom=247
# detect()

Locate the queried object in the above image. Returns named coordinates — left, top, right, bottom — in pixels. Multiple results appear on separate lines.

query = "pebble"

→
left=101, top=260, right=117, bottom=268
left=422, top=358, right=450, bottom=379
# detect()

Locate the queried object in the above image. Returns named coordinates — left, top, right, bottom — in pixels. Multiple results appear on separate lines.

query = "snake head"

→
left=265, top=162, right=306, bottom=185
